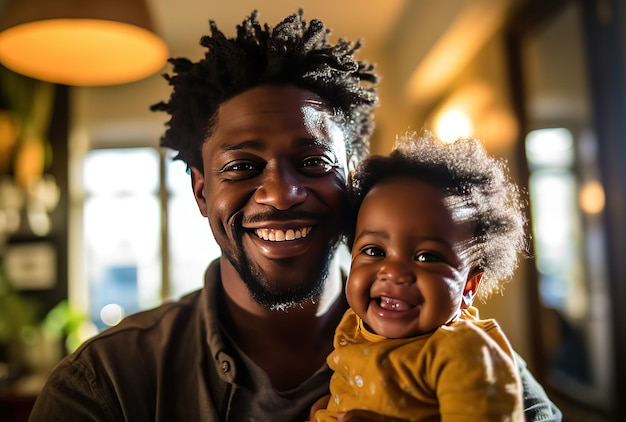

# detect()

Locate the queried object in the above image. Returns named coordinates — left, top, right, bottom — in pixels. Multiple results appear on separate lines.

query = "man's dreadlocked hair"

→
left=350, top=130, right=528, bottom=302
left=151, top=10, right=379, bottom=172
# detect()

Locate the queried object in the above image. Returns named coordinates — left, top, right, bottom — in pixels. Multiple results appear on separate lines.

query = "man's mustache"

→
left=243, top=210, right=322, bottom=225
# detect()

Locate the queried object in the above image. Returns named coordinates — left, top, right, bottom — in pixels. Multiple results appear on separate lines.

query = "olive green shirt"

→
left=28, top=259, right=561, bottom=421
left=28, top=260, right=328, bottom=421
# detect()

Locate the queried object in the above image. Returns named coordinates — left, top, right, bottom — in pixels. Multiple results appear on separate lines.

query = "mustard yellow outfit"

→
left=313, top=307, right=524, bottom=421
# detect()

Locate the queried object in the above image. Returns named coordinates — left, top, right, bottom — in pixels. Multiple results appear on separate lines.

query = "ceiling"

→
left=0, top=0, right=520, bottom=77
left=0, top=0, right=524, bottom=152
left=0, top=0, right=521, bottom=107
left=147, top=0, right=518, bottom=105
left=148, top=0, right=408, bottom=61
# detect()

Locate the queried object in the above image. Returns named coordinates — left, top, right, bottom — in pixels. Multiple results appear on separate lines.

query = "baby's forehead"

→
left=356, top=176, right=476, bottom=238
left=362, top=175, right=474, bottom=221
left=369, top=174, right=442, bottom=193
left=361, top=176, right=442, bottom=204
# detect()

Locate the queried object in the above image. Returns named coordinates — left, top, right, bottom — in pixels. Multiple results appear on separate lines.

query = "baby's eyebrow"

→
left=354, top=229, right=389, bottom=242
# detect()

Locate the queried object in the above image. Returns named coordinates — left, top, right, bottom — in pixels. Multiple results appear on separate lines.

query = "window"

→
left=81, top=147, right=219, bottom=331
left=519, top=1, right=613, bottom=411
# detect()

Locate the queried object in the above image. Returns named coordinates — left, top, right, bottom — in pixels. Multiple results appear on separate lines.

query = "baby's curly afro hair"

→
left=351, top=131, right=528, bottom=301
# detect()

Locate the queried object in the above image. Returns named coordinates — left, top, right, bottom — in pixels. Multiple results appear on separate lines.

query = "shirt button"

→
left=221, top=361, right=230, bottom=372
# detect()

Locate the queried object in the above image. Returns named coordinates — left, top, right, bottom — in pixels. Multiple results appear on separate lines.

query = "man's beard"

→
left=224, top=227, right=337, bottom=310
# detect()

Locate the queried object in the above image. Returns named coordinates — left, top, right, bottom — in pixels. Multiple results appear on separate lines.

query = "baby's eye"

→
left=361, top=246, right=385, bottom=257
left=415, top=252, right=444, bottom=263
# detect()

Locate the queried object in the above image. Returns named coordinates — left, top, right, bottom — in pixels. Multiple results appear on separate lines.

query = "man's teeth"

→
left=255, top=227, right=312, bottom=241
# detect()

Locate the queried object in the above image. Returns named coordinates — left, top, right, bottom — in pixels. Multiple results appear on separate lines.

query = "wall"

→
left=377, top=28, right=532, bottom=365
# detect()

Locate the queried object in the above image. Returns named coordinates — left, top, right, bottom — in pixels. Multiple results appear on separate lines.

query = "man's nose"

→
left=253, top=166, right=307, bottom=210
left=377, top=260, right=416, bottom=284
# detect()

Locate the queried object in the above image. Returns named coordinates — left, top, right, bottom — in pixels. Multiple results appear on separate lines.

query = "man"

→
left=29, top=10, right=561, bottom=421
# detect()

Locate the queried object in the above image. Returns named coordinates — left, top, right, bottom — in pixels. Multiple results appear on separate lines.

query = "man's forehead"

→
left=214, top=86, right=340, bottom=130
left=302, top=105, right=345, bottom=146
left=221, top=84, right=329, bottom=109
left=208, top=85, right=347, bottom=160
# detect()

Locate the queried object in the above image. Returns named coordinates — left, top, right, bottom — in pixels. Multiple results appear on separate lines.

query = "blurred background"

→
left=0, top=0, right=624, bottom=420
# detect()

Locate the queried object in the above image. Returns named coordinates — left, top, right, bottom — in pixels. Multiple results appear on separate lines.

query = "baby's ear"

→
left=461, top=271, right=483, bottom=309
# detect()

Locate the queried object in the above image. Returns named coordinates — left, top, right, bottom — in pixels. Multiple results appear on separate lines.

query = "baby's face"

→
left=347, top=177, right=476, bottom=339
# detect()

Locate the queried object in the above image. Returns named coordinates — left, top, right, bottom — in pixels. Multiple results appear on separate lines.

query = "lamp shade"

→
left=0, top=0, right=169, bottom=86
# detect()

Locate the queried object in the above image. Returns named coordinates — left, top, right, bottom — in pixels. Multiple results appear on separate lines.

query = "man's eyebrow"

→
left=221, top=137, right=333, bottom=152
left=303, top=99, right=324, bottom=106
left=221, top=140, right=263, bottom=152
left=301, top=137, right=334, bottom=152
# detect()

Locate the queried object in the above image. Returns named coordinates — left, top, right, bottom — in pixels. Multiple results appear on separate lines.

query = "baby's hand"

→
left=339, top=410, right=406, bottom=421
left=308, top=394, right=331, bottom=421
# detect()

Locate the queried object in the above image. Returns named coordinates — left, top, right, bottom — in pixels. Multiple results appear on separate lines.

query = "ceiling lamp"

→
left=0, top=0, right=169, bottom=86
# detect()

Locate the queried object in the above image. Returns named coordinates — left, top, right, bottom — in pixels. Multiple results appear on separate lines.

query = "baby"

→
left=313, top=131, right=527, bottom=421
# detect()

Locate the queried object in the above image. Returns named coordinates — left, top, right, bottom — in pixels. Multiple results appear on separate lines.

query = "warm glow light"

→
left=405, top=0, right=511, bottom=104
left=434, top=108, right=472, bottom=143
left=0, top=19, right=168, bottom=86
left=579, top=181, right=605, bottom=214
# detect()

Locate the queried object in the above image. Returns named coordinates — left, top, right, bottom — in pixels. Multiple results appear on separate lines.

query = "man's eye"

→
left=361, top=246, right=385, bottom=257
left=219, top=161, right=260, bottom=180
left=415, top=252, right=444, bottom=263
left=300, top=156, right=336, bottom=175
left=224, top=162, right=256, bottom=171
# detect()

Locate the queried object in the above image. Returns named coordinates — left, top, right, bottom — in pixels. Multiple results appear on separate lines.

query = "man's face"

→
left=191, top=84, right=349, bottom=308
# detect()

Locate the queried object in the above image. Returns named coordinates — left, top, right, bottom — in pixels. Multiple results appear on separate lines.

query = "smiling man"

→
left=191, top=85, right=350, bottom=310
left=28, top=10, right=561, bottom=422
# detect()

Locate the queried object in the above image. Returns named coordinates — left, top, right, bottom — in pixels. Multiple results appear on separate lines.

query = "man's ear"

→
left=190, top=166, right=208, bottom=217
left=461, top=270, right=483, bottom=309
left=346, top=168, right=356, bottom=186
left=348, top=156, right=359, bottom=176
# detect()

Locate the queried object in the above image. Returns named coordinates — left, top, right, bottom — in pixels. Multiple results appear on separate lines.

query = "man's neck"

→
left=217, top=252, right=348, bottom=390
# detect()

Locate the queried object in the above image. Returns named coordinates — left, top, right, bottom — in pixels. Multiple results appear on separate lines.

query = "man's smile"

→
left=254, top=227, right=312, bottom=241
